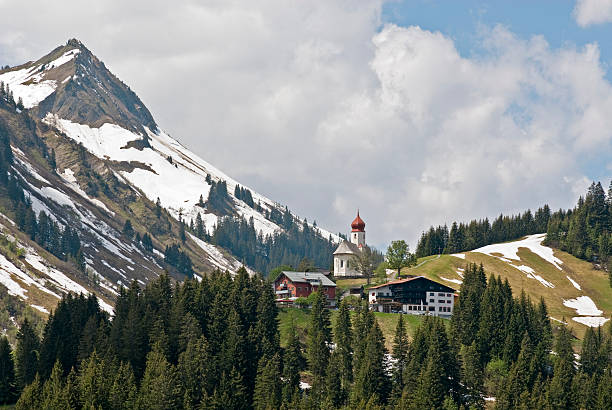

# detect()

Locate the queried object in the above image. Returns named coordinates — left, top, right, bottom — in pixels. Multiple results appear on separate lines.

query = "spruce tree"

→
left=460, top=342, right=484, bottom=409
left=40, top=361, right=70, bottom=409
left=15, top=374, right=41, bottom=410
left=253, top=354, right=282, bottom=410
left=0, top=336, right=16, bottom=404
left=547, top=324, right=575, bottom=409
left=306, top=291, right=331, bottom=394
left=391, top=313, right=409, bottom=401
left=138, top=346, right=181, bottom=410
left=282, top=318, right=303, bottom=402
left=15, top=318, right=39, bottom=390
left=352, top=320, right=389, bottom=405
left=333, top=299, right=353, bottom=390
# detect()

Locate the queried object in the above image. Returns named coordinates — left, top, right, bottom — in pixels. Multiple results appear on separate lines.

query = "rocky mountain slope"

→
left=0, top=39, right=339, bottom=326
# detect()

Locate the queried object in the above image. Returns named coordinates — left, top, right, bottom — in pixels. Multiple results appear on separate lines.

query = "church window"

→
left=340, top=260, right=344, bottom=268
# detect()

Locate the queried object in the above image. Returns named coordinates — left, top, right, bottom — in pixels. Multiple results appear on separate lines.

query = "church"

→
left=333, top=211, right=366, bottom=277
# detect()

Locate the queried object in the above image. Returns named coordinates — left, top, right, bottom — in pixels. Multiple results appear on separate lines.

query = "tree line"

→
left=211, top=213, right=336, bottom=274
left=545, top=181, right=612, bottom=281
left=416, top=206, right=551, bottom=257
left=2, top=263, right=611, bottom=408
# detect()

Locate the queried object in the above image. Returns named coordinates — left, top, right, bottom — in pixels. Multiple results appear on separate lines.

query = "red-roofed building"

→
left=368, top=276, right=456, bottom=317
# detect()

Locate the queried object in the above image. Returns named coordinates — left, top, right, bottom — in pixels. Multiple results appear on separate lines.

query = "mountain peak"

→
left=0, top=40, right=157, bottom=134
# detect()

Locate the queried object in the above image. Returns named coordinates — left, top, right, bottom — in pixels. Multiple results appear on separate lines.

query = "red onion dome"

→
left=351, top=211, right=365, bottom=232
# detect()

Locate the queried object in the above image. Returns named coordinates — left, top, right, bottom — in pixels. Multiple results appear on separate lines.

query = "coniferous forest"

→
left=0, top=264, right=610, bottom=409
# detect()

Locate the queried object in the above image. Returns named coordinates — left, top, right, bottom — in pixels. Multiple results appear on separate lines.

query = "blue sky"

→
left=383, top=0, right=612, bottom=76
left=383, top=0, right=612, bottom=184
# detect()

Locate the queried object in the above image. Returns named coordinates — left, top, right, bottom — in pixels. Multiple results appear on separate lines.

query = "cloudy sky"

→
left=1, top=0, right=612, bottom=249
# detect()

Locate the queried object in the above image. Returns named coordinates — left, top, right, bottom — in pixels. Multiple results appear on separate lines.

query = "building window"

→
left=429, top=307, right=435, bottom=311
left=429, top=292, right=435, bottom=296
left=429, top=299, right=434, bottom=303
left=447, top=293, right=452, bottom=297
left=438, top=300, right=444, bottom=304
left=346, top=261, right=350, bottom=268
left=340, top=260, right=344, bottom=268
left=371, top=293, right=375, bottom=297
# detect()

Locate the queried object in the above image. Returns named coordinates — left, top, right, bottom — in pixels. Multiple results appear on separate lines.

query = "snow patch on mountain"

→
left=0, top=48, right=80, bottom=108
left=60, top=168, right=114, bottom=215
left=572, top=317, right=609, bottom=327
left=563, top=296, right=602, bottom=316
left=472, top=234, right=563, bottom=270
left=566, top=276, right=581, bottom=290
left=44, top=115, right=340, bottom=242
left=0, top=253, right=29, bottom=298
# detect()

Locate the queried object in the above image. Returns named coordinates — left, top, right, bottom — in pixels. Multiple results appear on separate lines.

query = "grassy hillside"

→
left=278, top=307, right=427, bottom=350
left=404, top=238, right=612, bottom=339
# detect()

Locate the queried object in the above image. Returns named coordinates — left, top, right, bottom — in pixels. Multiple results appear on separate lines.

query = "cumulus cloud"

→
left=574, top=0, right=612, bottom=27
left=0, top=1, right=610, bottom=249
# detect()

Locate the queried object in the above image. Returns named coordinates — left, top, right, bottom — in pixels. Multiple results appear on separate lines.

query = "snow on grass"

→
left=440, top=276, right=462, bottom=285
left=566, top=276, right=581, bottom=290
left=40, top=186, right=76, bottom=209
left=572, top=317, right=610, bottom=327
left=24, top=249, right=114, bottom=314
left=455, top=270, right=464, bottom=278
left=0, top=49, right=79, bottom=108
left=451, top=253, right=465, bottom=259
left=473, top=234, right=563, bottom=270
left=60, top=168, right=114, bottom=215
left=0, top=254, right=29, bottom=298
left=188, top=233, right=251, bottom=275
left=513, top=265, right=555, bottom=288
left=563, top=296, right=603, bottom=316
left=30, top=305, right=49, bottom=314
left=13, top=157, right=49, bottom=184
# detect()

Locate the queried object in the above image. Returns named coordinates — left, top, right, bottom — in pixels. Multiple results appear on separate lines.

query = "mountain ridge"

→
left=0, top=39, right=340, bottom=329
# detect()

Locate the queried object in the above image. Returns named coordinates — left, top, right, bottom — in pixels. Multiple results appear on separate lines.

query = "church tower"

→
left=350, top=210, right=366, bottom=249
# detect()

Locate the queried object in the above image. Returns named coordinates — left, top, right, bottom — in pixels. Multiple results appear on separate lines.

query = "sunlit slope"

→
left=405, top=234, right=612, bottom=337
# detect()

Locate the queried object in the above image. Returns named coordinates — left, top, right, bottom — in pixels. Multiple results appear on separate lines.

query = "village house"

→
left=368, top=276, right=457, bottom=317
left=273, top=271, right=337, bottom=306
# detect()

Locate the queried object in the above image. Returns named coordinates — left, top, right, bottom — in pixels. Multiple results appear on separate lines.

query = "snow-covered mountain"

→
left=0, top=39, right=339, bottom=320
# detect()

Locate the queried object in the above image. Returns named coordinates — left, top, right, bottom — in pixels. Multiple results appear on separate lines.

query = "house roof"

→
left=368, top=275, right=454, bottom=293
left=333, top=240, right=360, bottom=255
left=368, top=276, right=421, bottom=289
left=276, top=271, right=337, bottom=287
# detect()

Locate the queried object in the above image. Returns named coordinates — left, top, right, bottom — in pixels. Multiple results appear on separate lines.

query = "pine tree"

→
left=195, top=212, right=205, bottom=238
left=460, top=342, right=484, bottom=409
left=40, top=360, right=70, bottom=409
left=352, top=320, right=389, bottom=405
left=306, top=291, right=331, bottom=394
left=123, top=219, right=134, bottom=239
left=547, top=324, right=575, bottom=409
left=177, top=336, right=209, bottom=408
left=15, top=374, right=41, bottom=410
left=0, top=336, right=16, bottom=404
left=413, top=334, right=446, bottom=410
left=325, top=352, right=346, bottom=408
left=253, top=354, right=282, bottom=410
left=282, top=318, right=303, bottom=402
left=390, top=313, right=408, bottom=400
left=333, top=300, right=353, bottom=390
left=138, top=346, right=181, bottom=409
left=15, top=318, right=39, bottom=390
left=108, top=362, right=137, bottom=410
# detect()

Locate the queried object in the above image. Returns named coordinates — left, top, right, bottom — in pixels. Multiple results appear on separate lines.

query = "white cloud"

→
left=574, top=0, right=612, bottom=27
left=0, top=1, right=611, bottom=249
